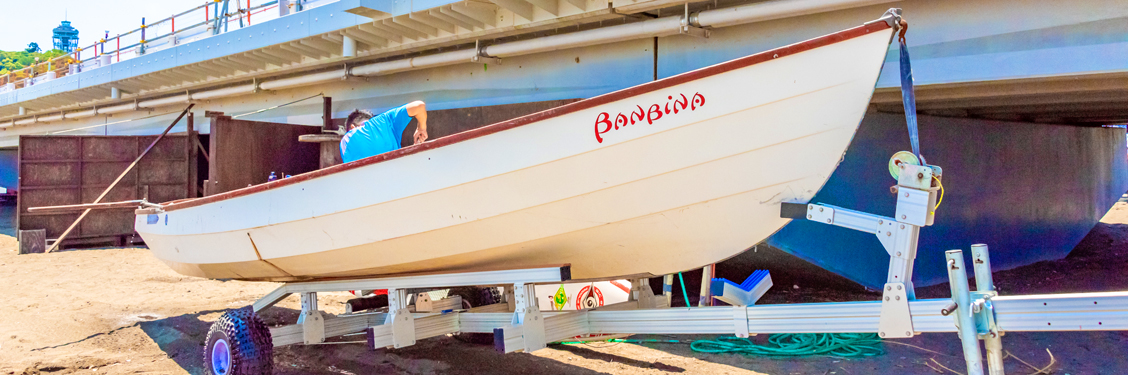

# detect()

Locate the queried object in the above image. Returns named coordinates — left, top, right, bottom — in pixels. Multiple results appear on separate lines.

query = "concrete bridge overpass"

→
left=0, top=0, right=1125, bottom=288
left=0, top=0, right=1125, bottom=142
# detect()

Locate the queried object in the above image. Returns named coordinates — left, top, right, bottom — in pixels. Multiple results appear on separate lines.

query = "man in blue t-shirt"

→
left=339, top=101, right=429, bottom=163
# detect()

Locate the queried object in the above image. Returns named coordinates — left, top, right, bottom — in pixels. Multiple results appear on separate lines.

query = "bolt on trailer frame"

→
left=228, top=157, right=1128, bottom=375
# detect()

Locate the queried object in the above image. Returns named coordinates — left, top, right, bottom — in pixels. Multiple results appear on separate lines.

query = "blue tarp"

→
left=767, top=113, right=1128, bottom=288
left=0, top=149, right=15, bottom=192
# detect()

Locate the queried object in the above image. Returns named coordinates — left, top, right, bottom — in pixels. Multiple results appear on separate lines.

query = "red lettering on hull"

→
left=594, top=92, right=705, bottom=143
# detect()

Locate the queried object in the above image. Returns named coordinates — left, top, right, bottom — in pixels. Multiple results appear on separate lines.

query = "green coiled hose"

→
left=690, top=333, right=884, bottom=357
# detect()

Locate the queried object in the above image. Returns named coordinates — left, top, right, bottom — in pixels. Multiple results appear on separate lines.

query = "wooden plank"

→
left=77, top=137, right=85, bottom=238
left=28, top=200, right=148, bottom=213
left=17, top=229, right=46, bottom=254
left=196, top=139, right=210, bottom=164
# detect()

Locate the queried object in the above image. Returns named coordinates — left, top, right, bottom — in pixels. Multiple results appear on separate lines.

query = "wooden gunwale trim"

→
left=163, top=20, right=892, bottom=212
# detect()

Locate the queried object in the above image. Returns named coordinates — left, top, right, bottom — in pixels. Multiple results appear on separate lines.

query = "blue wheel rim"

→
left=211, top=338, right=231, bottom=375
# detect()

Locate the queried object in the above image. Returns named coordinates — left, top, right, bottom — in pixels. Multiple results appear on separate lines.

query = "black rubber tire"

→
left=346, top=294, right=390, bottom=312
left=447, top=287, right=503, bottom=344
left=203, top=307, right=273, bottom=375
left=447, top=286, right=502, bottom=308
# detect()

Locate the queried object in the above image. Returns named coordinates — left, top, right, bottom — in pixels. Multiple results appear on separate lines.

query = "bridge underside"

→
left=1, top=0, right=1126, bottom=141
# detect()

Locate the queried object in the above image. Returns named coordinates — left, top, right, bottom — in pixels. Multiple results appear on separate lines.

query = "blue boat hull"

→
left=767, top=112, right=1128, bottom=289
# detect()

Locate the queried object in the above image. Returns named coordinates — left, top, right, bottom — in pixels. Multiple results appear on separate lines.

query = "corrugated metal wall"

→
left=17, top=135, right=196, bottom=246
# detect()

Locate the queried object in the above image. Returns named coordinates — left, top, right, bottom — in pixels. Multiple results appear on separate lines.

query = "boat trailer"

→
left=204, top=157, right=1128, bottom=375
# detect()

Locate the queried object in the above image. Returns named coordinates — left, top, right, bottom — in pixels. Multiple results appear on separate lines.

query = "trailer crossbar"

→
left=491, top=291, right=1128, bottom=352
left=253, top=265, right=570, bottom=311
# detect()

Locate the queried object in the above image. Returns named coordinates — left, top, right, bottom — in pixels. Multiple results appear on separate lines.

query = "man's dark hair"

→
left=345, top=109, right=374, bottom=130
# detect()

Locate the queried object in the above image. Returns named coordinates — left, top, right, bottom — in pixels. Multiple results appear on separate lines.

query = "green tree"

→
left=1, top=49, right=70, bottom=75
left=24, top=42, right=41, bottom=53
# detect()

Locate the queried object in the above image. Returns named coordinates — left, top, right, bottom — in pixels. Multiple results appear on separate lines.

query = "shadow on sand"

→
left=136, top=309, right=233, bottom=374
left=135, top=306, right=652, bottom=375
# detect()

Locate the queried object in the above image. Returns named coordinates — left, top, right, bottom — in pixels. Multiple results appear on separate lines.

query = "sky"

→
left=0, top=0, right=212, bottom=52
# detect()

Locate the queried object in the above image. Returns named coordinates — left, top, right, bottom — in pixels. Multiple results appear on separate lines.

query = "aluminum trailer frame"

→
left=226, top=159, right=1128, bottom=375
left=256, top=251, right=1128, bottom=375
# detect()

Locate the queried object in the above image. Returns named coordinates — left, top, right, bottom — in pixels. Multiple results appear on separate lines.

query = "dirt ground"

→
left=2, top=204, right=1127, bottom=374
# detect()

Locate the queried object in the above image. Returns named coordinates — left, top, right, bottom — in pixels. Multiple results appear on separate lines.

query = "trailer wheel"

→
left=447, top=286, right=502, bottom=308
left=204, top=307, right=273, bottom=375
left=447, top=287, right=502, bottom=344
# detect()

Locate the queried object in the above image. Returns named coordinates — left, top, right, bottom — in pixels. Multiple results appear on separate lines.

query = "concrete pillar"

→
left=111, top=87, right=121, bottom=99
left=18, top=107, right=25, bottom=116
left=342, top=35, right=356, bottom=58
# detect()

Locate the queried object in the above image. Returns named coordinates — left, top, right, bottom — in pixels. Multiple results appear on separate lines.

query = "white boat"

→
left=135, top=17, right=898, bottom=282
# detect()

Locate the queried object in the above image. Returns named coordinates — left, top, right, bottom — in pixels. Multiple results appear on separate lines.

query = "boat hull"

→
left=136, top=26, right=896, bottom=281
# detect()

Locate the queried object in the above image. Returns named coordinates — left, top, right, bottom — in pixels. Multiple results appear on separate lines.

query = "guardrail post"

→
left=946, top=249, right=985, bottom=375
left=972, top=244, right=1005, bottom=375
left=139, top=18, right=147, bottom=55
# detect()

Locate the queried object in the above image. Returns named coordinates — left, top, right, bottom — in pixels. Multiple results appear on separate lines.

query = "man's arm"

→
left=406, top=101, right=428, bottom=144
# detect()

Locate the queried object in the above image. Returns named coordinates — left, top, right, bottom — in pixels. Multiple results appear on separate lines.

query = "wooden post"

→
left=203, top=111, right=224, bottom=196
left=16, top=135, right=23, bottom=238
left=323, top=96, right=336, bottom=133
left=321, top=141, right=342, bottom=167
left=187, top=112, right=198, bottom=197
left=18, top=229, right=46, bottom=254
left=312, top=97, right=342, bottom=168
left=698, top=264, right=715, bottom=307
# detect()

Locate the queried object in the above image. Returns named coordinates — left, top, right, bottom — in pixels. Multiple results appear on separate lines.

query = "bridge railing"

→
left=0, top=0, right=334, bottom=95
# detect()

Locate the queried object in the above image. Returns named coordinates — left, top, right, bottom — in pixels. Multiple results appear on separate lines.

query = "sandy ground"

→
left=2, top=204, right=1127, bottom=374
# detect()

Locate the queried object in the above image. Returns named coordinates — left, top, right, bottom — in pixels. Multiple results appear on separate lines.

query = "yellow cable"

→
left=932, top=175, right=944, bottom=213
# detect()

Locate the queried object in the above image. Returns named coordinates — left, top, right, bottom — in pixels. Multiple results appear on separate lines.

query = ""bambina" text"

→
left=594, top=92, right=705, bottom=143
